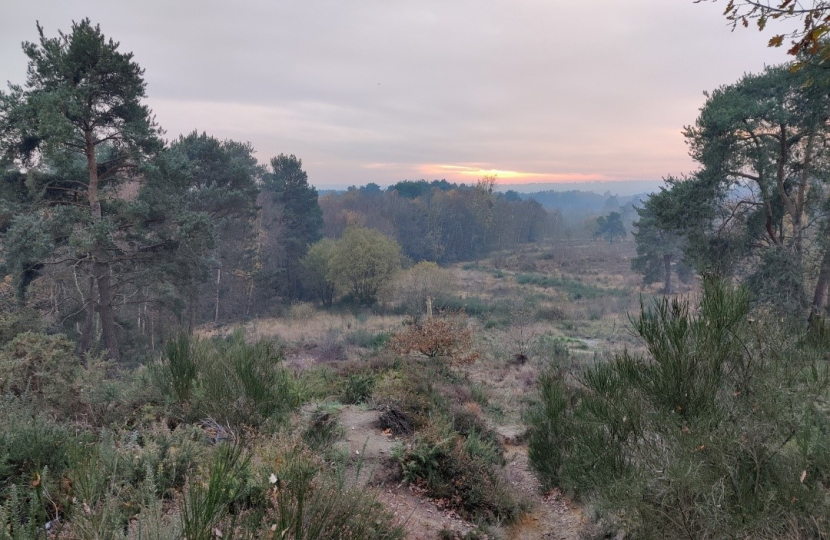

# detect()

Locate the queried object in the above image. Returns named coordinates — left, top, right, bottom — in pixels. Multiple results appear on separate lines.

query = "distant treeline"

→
left=320, top=181, right=648, bottom=226
left=318, top=179, right=561, bottom=263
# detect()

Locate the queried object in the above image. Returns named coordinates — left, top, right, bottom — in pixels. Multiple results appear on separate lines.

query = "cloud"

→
left=0, top=0, right=795, bottom=187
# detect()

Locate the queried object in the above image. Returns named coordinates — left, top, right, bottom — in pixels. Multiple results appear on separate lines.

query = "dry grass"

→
left=199, top=311, right=406, bottom=346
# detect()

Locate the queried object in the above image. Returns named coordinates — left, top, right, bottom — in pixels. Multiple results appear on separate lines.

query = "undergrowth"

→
left=526, top=279, right=830, bottom=538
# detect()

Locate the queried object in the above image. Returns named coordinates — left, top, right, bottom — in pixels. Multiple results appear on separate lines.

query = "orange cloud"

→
left=418, top=164, right=609, bottom=184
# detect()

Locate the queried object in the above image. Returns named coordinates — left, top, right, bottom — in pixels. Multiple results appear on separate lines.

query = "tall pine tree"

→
left=261, top=154, right=322, bottom=299
left=0, top=19, right=162, bottom=359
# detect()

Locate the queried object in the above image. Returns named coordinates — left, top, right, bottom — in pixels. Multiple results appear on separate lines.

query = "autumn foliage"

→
left=389, top=315, right=479, bottom=364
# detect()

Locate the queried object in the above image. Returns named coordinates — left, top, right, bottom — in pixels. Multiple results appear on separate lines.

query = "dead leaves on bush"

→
left=389, top=316, right=480, bottom=364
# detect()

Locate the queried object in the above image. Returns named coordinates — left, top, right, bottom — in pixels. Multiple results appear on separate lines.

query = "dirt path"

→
left=335, top=405, right=586, bottom=540
left=500, top=444, right=584, bottom=540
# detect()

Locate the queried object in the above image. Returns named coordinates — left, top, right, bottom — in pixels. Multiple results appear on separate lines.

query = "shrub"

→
left=388, top=316, right=479, bottom=364
left=394, top=421, right=521, bottom=524
left=0, top=397, right=80, bottom=485
left=342, top=372, right=375, bottom=404
left=180, top=443, right=249, bottom=540
left=125, top=422, right=206, bottom=498
left=526, top=280, right=830, bottom=538
left=262, top=444, right=405, bottom=540
left=161, top=333, right=198, bottom=404
left=388, top=261, right=456, bottom=317
left=152, top=333, right=302, bottom=428
left=302, top=407, right=343, bottom=451
left=0, top=333, right=79, bottom=410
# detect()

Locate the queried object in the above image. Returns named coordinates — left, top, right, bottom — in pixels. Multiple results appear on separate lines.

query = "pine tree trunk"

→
left=79, top=275, right=95, bottom=353
left=214, top=267, right=221, bottom=324
left=85, top=132, right=119, bottom=360
left=810, top=246, right=830, bottom=321
left=95, top=259, right=119, bottom=360
left=663, top=254, right=673, bottom=295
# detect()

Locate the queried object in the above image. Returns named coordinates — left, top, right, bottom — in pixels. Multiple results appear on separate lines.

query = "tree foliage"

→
left=632, top=187, right=693, bottom=294
left=593, top=211, right=627, bottom=243
left=388, top=261, right=456, bottom=317
left=300, top=238, right=337, bottom=306
left=0, top=22, right=264, bottom=357
left=319, top=181, right=556, bottom=263
left=327, top=226, right=401, bottom=305
left=0, top=19, right=162, bottom=359
left=262, top=154, right=323, bottom=299
left=645, top=61, right=830, bottom=317
left=527, top=280, right=830, bottom=538
left=699, top=0, right=830, bottom=61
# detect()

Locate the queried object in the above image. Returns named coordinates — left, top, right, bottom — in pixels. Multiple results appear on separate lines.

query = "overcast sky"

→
left=0, top=0, right=793, bottom=190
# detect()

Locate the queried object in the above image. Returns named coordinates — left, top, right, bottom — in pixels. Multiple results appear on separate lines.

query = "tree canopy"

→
left=327, top=226, right=402, bottom=305
left=593, top=212, right=627, bottom=243
left=0, top=19, right=163, bottom=359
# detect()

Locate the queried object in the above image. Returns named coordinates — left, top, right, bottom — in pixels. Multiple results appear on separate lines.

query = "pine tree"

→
left=0, top=20, right=162, bottom=359
left=262, top=154, right=322, bottom=299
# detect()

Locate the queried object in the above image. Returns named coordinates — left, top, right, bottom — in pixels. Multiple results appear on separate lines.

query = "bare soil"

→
left=335, top=405, right=586, bottom=540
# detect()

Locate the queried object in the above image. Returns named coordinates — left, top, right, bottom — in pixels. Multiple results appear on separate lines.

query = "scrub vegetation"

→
left=1, top=10, right=829, bottom=540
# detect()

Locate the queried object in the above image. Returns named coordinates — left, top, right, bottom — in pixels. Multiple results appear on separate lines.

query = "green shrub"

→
left=0, top=332, right=120, bottom=424
left=181, top=443, right=249, bottom=540
left=393, top=422, right=522, bottom=524
left=0, top=332, right=80, bottom=411
left=342, top=372, right=375, bottom=404
left=0, top=397, right=81, bottom=485
left=152, top=333, right=302, bottom=428
left=373, top=364, right=441, bottom=429
left=302, top=407, right=343, bottom=451
left=262, top=444, right=405, bottom=540
left=0, top=306, right=42, bottom=343
left=125, top=422, right=206, bottom=498
left=527, top=280, right=830, bottom=538
left=0, top=483, right=51, bottom=540
left=159, top=334, right=197, bottom=404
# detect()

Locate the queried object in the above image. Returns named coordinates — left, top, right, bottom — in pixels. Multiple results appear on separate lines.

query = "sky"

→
left=0, top=0, right=794, bottom=191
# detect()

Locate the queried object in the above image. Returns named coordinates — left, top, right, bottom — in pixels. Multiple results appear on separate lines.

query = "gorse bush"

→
left=526, top=279, right=830, bottom=538
left=153, top=333, right=301, bottom=427
left=0, top=397, right=79, bottom=485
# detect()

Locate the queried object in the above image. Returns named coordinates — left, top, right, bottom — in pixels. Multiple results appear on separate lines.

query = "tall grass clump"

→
left=162, top=334, right=197, bottom=403
left=262, top=444, right=405, bottom=540
left=526, top=279, right=830, bottom=538
left=180, top=443, right=249, bottom=540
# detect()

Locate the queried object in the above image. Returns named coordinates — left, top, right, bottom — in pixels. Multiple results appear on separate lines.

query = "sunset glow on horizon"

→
left=417, top=164, right=610, bottom=184
left=0, top=1, right=793, bottom=189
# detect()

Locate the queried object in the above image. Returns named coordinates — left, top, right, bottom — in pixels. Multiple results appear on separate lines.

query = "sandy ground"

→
left=335, top=405, right=586, bottom=540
